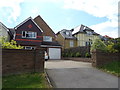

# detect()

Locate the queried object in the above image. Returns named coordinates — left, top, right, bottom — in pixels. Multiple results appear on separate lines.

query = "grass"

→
left=2, top=73, right=51, bottom=88
left=98, top=61, right=120, bottom=77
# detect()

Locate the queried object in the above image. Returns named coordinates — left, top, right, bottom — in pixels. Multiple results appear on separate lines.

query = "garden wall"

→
left=92, top=50, right=119, bottom=67
left=2, top=49, right=45, bottom=76
left=63, top=46, right=90, bottom=57
left=63, top=57, right=92, bottom=62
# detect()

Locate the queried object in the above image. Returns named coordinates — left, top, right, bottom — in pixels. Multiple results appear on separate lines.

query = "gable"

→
left=15, top=17, right=43, bottom=32
left=34, top=15, right=56, bottom=39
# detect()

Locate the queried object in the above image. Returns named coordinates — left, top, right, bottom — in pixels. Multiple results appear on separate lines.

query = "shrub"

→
left=85, top=52, right=91, bottom=58
left=106, top=41, right=118, bottom=53
left=0, top=37, right=23, bottom=49
left=75, top=52, right=81, bottom=57
left=113, top=38, right=120, bottom=52
left=91, top=39, right=107, bottom=52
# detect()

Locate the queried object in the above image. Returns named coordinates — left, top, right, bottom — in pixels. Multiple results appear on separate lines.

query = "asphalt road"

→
left=45, top=60, right=119, bottom=88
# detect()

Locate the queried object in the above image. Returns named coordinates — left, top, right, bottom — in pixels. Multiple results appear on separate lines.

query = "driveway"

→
left=45, top=60, right=119, bottom=88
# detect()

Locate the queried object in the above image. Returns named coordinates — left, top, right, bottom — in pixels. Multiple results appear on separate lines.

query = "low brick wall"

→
left=92, top=50, right=119, bottom=67
left=63, top=57, right=92, bottom=62
left=2, top=49, right=45, bottom=76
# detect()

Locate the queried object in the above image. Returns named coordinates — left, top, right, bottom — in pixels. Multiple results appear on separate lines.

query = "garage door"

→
left=49, top=48, right=61, bottom=59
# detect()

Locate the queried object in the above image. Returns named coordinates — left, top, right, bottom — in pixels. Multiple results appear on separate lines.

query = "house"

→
left=73, top=24, right=100, bottom=46
left=34, top=15, right=61, bottom=59
left=14, top=17, right=43, bottom=50
left=56, top=29, right=77, bottom=49
left=0, top=22, right=11, bottom=41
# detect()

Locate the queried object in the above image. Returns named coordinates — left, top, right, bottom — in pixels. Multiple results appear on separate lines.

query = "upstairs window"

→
left=70, top=41, right=74, bottom=47
left=22, top=31, right=37, bottom=38
left=43, top=36, right=52, bottom=42
left=86, top=31, right=92, bottom=35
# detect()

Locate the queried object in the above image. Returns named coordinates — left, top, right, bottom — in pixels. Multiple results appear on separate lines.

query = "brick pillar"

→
left=34, top=49, right=45, bottom=73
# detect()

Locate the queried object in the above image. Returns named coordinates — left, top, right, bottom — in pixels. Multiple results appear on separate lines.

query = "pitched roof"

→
left=34, top=15, right=56, bottom=38
left=73, top=24, right=99, bottom=35
left=8, top=28, right=15, bottom=39
left=14, top=17, right=43, bottom=32
left=41, top=41, right=61, bottom=47
left=57, top=29, right=77, bottom=40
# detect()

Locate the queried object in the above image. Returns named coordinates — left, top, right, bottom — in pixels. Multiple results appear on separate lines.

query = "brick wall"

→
left=92, top=50, right=119, bottom=67
left=63, top=57, right=92, bottom=62
left=2, top=49, right=45, bottom=76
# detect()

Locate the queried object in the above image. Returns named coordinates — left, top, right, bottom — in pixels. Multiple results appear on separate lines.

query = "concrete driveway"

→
left=45, top=60, right=119, bottom=88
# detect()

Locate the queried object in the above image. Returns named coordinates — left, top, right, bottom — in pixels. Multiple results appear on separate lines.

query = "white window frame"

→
left=25, top=46, right=36, bottom=50
left=43, top=36, right=52, bottom=42
left=22, top=31, right=37, bottom=38
left=70, top=41, right=74, bottom=47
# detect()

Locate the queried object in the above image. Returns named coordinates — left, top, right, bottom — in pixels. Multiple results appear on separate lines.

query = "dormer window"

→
left=66, top=31, right=70, bottom=36
left=86, top=31, right=92, bottom=35
left=43, top=36, right=52, bottom=42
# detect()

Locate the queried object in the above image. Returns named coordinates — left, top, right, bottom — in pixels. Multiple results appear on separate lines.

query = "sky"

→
left=0, top=0, right=119, bottom=38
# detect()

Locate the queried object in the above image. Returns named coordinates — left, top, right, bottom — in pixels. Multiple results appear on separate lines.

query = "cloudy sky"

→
left=0, top=0, right=119, bottom=38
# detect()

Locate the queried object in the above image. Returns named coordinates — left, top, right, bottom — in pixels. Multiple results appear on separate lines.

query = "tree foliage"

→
left=0, top=37, right=23, bottom=49
left=91, top=39, right=107, bottom=52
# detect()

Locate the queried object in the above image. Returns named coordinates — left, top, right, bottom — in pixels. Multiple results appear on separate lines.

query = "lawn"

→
left=98, top=61, right=120, bottom=77
left=2, top=73, right=51, bottom=88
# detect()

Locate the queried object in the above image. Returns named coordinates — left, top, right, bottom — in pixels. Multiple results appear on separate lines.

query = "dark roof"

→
left=8, top=28, right=15, bottom=40
left=57, top=29, right=77, bottom=40
left=41, top=41, right=61, bottom=47
left=73, top=24, right=99, bottom=36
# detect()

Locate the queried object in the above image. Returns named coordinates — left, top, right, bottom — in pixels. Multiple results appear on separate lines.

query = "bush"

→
left=106, top=41, right=118, bottom=53
left=85, top=52, right=91, bottom=58
left=113, top=38, right=120, bottom=52
left=0, top=37, right=23, bottom=49
left=75, top=52, right=81, bottom=57
left=91, top=39, right=107, bottom=52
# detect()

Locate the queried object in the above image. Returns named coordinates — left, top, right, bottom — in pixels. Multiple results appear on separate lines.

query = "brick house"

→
left=56, top=29, right=77, bottom=50
left=13, top=15, right=61, bottom=59
left=34, top=15, right=61, bottom=59
left=14, top=17, right=43, bottom=50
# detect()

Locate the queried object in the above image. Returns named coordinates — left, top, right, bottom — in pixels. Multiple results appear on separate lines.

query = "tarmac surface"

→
left=45, top=60, right=119, bottom=88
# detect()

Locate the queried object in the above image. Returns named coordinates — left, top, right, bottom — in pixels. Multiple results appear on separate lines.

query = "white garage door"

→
left=49, top=48, right=61, bottom=59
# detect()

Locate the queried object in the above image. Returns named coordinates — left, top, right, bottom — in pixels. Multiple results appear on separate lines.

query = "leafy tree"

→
left=91, top=39, right=107, bottom=52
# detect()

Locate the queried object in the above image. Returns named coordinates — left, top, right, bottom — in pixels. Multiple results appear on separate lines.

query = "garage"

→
left=49, top=48, right=61, bottom=59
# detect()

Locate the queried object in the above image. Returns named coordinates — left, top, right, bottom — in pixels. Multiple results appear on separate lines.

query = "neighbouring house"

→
left=56, top=29, right=77, bottom=50
left=34, top=15, right=61, bottom=59
left=14, top=17, right=43, bottom=50
left=0, top=22, right=11, bottom=41
left=73, top=24, right=100, bottom=47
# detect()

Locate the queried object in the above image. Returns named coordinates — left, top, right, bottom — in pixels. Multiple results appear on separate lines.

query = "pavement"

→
left=45, top=60, right=119, bottom=88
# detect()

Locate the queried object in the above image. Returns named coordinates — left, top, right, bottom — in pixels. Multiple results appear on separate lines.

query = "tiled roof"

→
left=41, top=41, right=61, bottom=46
left=59, top=29, right=77, bottom=39
left=73, top=24, right=99, bottom=35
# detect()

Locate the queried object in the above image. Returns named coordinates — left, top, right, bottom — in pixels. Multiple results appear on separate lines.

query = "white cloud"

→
left=63, top=0, right=119, bottom=38
left=0, top=0, right=24, bottom=23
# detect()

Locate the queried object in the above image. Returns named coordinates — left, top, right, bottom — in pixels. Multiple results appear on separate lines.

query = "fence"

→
left=2, top=49, right=45, bottom=76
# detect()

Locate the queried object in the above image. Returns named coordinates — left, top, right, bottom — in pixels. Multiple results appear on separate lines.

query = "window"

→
left=43, top=36, right=52, bottom=42
left=25, top=46, right=35, bottom=50
left=70, top=41, right=74, bottom=47
left=66, top=31, right=70, bottom=36
left=86, top=31, right=92, bottom=35
left=22, top=31, right=37, bottom=38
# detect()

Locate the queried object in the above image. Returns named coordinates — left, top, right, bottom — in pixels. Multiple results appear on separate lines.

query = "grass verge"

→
left=97, top=61, right=120, bottom=77
left=2, top=72, right=51, bottom=88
